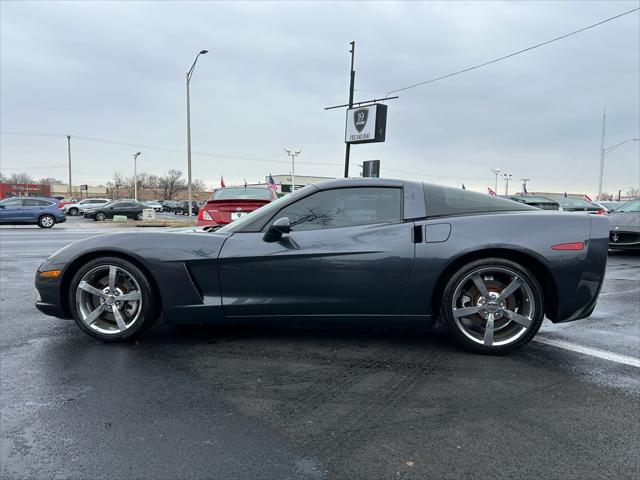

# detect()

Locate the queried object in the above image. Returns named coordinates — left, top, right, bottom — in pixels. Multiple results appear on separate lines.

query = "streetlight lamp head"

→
left=200, top=50, right=209, bottom=55
left=294, top=149, right=301, bottom=155
left=134, top=152, right=141, bottom=156
left=284, top=148, right=291, bottom=154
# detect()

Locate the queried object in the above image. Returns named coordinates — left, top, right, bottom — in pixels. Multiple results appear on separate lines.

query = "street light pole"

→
left=133, top=152, right=141, bottom=201
left=491, top=168, right=501, bottom=193
left=502, top=173, right=512, bottom=195
left=597, top=107, right=606, bottom=200
left=186, top=49, right=209, bottom=217
left=66, top=135, right=72, bottom=200
left=285, top=149, right=301, bottom=192
left=599, top=137, right=639, bottom=200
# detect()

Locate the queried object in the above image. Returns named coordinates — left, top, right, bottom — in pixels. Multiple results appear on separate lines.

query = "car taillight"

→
left=551, top=242, right=585, bottom=251
left=202, top=210, right=213, bottom=221
left=596, top=210, right=606, bottom=215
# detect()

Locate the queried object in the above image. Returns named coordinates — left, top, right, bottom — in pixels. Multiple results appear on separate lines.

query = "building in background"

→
left=266, top=174, right=334, bottom=193
left=49, top=183, right=108, bottom=200
left=0, top=183, right=51, bottom=199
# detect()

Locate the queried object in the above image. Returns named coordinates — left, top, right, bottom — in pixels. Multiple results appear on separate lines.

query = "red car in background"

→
left=197, top=186, right=278, bottom=227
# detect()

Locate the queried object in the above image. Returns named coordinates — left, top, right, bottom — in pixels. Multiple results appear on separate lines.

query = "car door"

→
left=218, top=187, right=415, bottom=317
left=0, top=198, right=25, bottom=223
left=22, top=198, right=51, bottom=222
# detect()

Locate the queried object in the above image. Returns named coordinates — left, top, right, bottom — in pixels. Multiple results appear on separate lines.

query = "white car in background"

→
left=144, top=200, right=163, bottom=212
left=64, top=198, right=111, bottom=216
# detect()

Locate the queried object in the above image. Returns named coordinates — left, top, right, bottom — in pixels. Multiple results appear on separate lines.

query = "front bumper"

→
left=34, top=269, right=70, bottom=319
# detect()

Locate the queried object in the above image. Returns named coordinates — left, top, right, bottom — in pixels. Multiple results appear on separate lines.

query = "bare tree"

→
left=38, top=177, right=62, bottom=186
left=157, top=169, right=186, bottom=200
left=9, top=172, right=34, bottom=184
left=0, top=171, right=7, bottom=183
left=626, top=187, right=640, bottom=199
left=191, top=179, right=207, bottom=194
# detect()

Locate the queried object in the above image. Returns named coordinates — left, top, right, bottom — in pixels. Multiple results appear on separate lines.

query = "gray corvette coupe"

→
left=35, top=178, right=609, bottom=353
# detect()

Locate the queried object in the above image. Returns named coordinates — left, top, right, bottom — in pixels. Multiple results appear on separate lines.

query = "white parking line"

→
left=535, top=337, right=640, bottom=368
left=599, top=289, right=640, bottom=296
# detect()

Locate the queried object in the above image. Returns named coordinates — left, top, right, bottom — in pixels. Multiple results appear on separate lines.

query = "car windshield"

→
left=212, top=188, right=272, bottom=201
left=216, top=186, right=311, bottom=233
left=614, top=199, right=640, bottom=213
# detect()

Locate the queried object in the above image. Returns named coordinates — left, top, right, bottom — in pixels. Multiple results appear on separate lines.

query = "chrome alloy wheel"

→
left=75, top=265, right=143, bottom=335
left=40, top=216, right=55, bottom=227
left=451, top=266, right=535, bottom=347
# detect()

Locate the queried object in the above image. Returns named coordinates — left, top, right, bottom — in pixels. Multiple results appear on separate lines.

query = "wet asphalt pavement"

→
left=1, top=224, right=638, bottom=479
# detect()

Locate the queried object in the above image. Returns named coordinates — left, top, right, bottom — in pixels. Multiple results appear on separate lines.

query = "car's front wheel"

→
left=135, top=211, right=143, bottom=221
left=68, top=207, right=79, bottom=216
left=95, top=212, right=106, bottom=221
left=37, top=214, right=55, bottom=228
left=441, top=258, right=544, bottom=354
left=68, top=257, right=159, bottom=342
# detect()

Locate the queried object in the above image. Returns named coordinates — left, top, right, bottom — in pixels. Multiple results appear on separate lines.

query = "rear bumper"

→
left=551, top=216, right=609, bottom=323
left=197, top=219, right=225, bottom=227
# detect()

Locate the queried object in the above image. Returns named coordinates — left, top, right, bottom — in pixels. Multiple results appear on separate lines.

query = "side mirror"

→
left=263, top=217, right=291, bottom=242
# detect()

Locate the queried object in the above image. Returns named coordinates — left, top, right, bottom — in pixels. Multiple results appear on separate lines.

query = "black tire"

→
left=440, top=258, right=544, bottom=354
left=68, top=256, right=159, bottom=342
left=37, top=214, right=55, bottom=228
left=95, top=212, right=106, bottom=221
left=68, top=207, right=79, bottom=216
left=135, top=211, right=143, bottom=221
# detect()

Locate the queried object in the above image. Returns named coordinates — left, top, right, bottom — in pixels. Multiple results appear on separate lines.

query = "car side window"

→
left=1, top=199, right=23, bottom=207
left=272, top=187, right=402, bottom=232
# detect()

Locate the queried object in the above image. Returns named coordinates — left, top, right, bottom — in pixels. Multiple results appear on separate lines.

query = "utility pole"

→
left=66, top=135, right=72, bottom=200
left=344, top=41, right=355, bottom=178
left=491, top=168, right=501, bottom=194
left=503, top=173, right=512, bottom=195
left=597, top=107, right=606, bottom=200
left=285, top=149, right=301, bottom=192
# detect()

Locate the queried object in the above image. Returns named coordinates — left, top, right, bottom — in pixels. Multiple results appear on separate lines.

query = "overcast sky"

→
left=1, top=0, right=638, bottom=195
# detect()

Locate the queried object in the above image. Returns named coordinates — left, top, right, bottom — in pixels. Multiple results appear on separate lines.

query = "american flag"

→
left=220, top=176, right=225, bottom=188
left=268, top=174, right=277, bottom=192
left=487, top=187, right=497, bottom=196
left=583, top=193, right=592, bottom=202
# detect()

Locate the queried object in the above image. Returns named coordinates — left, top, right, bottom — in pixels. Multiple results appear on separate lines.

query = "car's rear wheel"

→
left=95, top=212, right=106, bottom=221
left=68, top=207, right=79, bottom=216
left=441, top=258, right=544, bottom=354
left=68, top=257, right=159, bottom=342
left=37, top=215, right=55, bottom=228
left=135, top=211, right=143, bottom=221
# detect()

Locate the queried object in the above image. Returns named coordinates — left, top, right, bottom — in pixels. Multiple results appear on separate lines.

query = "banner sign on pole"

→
left=345, top=104, right=387, bottom=144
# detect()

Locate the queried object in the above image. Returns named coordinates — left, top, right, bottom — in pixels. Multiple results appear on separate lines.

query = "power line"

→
left=385, top=7, right=639, bottom=96
left=0, top=131, right=343, bottom=168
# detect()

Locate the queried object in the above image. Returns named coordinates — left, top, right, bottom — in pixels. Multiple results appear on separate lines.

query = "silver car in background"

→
left=64, top=198, right=111, bottom=216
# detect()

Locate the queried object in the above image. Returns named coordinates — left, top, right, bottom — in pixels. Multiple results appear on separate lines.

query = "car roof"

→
left=313, top=178, right=406, bottom=191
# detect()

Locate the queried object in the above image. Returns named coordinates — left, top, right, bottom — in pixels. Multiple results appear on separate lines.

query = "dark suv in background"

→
left=173, top=201, right=200, bottom=215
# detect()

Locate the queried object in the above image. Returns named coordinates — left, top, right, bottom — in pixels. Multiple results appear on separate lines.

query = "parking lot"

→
left=0, top=225, right=638, bottom=479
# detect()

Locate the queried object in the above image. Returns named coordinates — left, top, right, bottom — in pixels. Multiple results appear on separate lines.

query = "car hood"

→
left=608, top=212, right=640, bottom=233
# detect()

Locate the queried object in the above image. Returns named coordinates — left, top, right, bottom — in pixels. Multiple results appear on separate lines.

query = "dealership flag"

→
left=268, top=174, right=277, bottom=192
left=220, top=176, right=225, bottom=188
left=583, top=193, right=592, bottom=202
left=487, top=187, right=497, bottom=196
left=461, top=183, right=466, bottom=190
